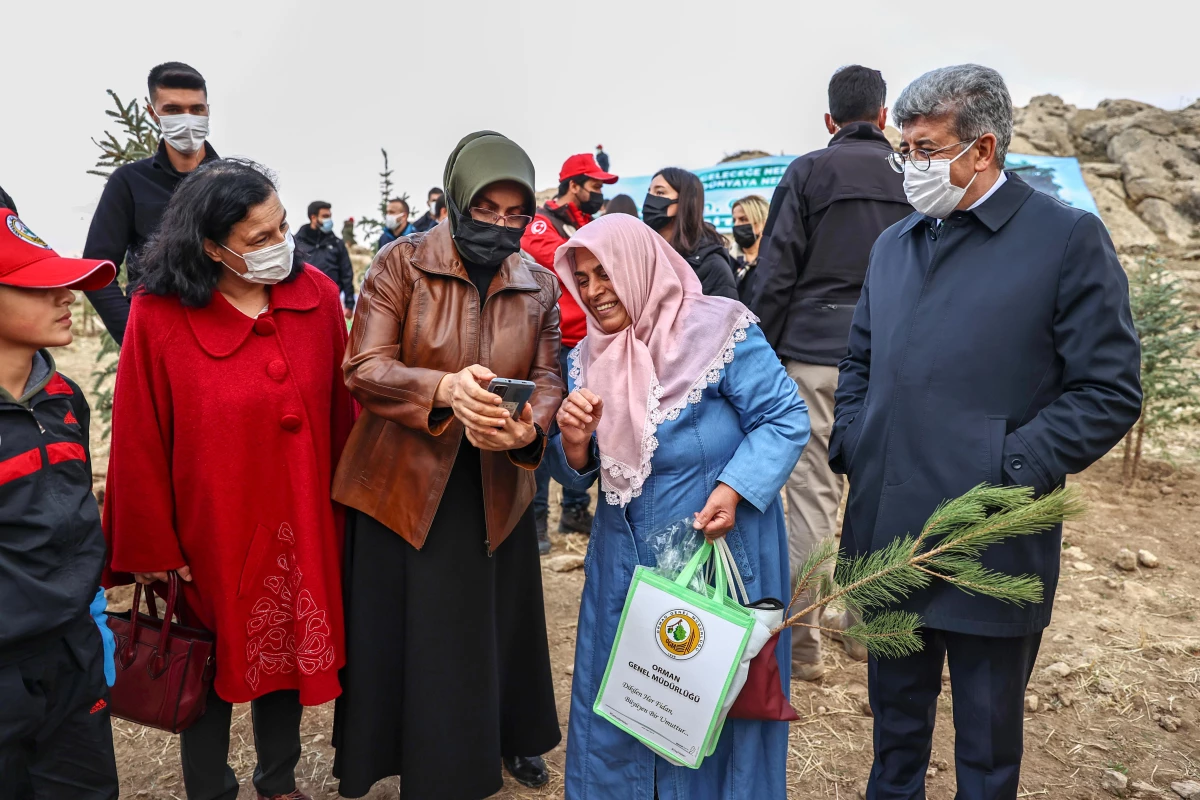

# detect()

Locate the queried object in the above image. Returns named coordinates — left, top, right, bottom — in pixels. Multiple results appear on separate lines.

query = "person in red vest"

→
left=521, top=153, right=617, bottom=551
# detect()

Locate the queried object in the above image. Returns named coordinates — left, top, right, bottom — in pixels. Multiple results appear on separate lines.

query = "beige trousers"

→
left=784, top=360, right=845, bottom=664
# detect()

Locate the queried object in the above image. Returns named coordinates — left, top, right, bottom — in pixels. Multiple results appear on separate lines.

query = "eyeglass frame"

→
left=886, top=140, right=976, bottom=173
left=468, top=207, right=533, bottom=230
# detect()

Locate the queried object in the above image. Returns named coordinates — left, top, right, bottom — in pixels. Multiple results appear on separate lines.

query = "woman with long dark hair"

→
left=104, top=158, right=355, bottom=800
left=641, top=167, right=739, bottom=299
left=330, top=131, right=563, bottom=799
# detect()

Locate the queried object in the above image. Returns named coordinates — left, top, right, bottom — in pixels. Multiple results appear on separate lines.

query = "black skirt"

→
left=332, top=443, right=562, bottom=800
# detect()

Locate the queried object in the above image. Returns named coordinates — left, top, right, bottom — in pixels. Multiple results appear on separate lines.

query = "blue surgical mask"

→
left=320, top=218, right=334, bottom=233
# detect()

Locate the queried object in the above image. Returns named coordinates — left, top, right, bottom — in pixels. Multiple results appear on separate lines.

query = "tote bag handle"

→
left=673, top=540, right=727, bottom=600
left=714, top=538, right=750, bottom=606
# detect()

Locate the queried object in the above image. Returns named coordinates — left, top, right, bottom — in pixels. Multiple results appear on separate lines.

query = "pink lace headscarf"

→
left=553, top=214, right=756, bottom=506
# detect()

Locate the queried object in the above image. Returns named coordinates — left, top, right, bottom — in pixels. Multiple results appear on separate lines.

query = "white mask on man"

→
left=903, top=138, right=979, bottom=219
left=385, top=214, right=402, bottom=232
left=157, top=113, right=210, bottom=155
left=222, top=232, right=295, bottom=285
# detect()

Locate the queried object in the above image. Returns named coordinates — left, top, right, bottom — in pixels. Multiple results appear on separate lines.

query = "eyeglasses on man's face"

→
left=469, top=207, right=532, bottom=230
left=886, top=140, right=974, bottom=173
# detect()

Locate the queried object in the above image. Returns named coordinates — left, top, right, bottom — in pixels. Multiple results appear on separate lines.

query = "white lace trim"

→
left=569, top=311, right=758, bottom=507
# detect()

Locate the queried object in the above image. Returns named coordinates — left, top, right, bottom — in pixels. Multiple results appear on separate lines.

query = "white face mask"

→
left=903, top=139, right=979, bottom=219
left=385, top=214, right=401, bottom=232
left=157, top=112, right=209, bottom=155
left=222, top=232, right=295, bottom=285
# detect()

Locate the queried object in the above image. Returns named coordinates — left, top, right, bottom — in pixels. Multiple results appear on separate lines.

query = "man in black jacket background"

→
left=295, top=200, right=356, bottom=318
left=410, top=187, right=444, bottom=233
left=83, top=62, right=217, bottom=346
left=747, top=65, right=912, bottom=679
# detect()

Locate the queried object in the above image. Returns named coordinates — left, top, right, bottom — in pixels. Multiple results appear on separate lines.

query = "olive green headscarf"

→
left=442, top=130, right=536, bottom=236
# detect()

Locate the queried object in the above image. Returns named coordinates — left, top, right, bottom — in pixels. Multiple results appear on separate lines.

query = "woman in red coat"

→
left=104, top=159, right=355, bottom=800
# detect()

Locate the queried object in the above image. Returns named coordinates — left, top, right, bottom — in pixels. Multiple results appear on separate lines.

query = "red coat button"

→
left=253, top=317, right=277, bottom=336
left=280, top=414, right=302, bottom=432
left=267, top=360, right=288, bottom=381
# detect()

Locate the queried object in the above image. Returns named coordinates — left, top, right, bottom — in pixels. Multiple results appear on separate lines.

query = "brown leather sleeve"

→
left=508, top=274, right=564, bottom=469
left=343, top=246, right=451, bottom=434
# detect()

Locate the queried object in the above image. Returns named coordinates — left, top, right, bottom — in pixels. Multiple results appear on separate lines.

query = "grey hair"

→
left=893, top=64, right=1013, bottom=168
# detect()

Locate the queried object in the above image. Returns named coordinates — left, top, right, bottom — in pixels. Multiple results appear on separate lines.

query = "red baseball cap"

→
left=558, top=153, right=618, bottom=184
left=0, top=210, right=116, bottom=291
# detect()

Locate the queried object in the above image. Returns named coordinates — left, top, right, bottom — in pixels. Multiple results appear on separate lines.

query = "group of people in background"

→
left=0, top=55, right=1142, bottom=800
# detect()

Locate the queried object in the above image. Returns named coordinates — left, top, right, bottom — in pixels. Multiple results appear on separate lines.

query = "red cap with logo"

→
left=0, top=209, right=116, bottom=291
left=558, top=153, right=618, bottom=184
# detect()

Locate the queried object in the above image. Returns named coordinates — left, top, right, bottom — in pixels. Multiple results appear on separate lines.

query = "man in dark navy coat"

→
left=830, top=64, right=1141, bottom=800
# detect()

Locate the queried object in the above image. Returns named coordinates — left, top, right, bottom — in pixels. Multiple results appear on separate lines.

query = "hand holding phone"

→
left=435, top=365, right=509, bottom=434
left=487, top=378, right=536, bottom=420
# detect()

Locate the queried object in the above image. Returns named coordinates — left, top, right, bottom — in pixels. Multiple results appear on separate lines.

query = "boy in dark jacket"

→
left=0, top=207, right=120, bottom=799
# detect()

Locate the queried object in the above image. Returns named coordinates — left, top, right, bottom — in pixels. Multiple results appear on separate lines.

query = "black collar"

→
left=829, top=121, right=892, bottom=147
left=899, top=172, right=1034, bottom=237
left=152, top=139, right=220, bottom=178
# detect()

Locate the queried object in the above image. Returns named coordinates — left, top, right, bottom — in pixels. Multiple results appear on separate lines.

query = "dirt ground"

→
left=56, top=308, right=1199, bottom=800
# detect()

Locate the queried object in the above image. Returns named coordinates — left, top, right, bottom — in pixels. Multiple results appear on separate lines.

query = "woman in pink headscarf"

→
left=546, top=214, right=810, bottom=799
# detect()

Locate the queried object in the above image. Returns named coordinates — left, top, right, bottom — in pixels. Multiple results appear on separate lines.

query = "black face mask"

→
left=641, top=194, right=677, bottom=231
left=578, top=190, right=604, bottom=216
left=452, top=213, right=525, bottom=267
left=732, top=224, right=758, bottom=249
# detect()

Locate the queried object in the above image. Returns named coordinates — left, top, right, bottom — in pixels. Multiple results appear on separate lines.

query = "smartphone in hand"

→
left=487, top=378, right=536, bottom=420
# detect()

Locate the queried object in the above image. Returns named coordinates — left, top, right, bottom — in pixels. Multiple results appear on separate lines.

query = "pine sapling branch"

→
left=773, top=484, right=1084, bottom=659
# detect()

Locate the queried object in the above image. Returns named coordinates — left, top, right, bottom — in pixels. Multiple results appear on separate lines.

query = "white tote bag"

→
left=593, top=541, right=754, bottom=769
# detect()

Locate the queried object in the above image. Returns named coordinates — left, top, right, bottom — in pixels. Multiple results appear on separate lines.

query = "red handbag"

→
left=728, top=630, right=799, bottom=721
left=106, top=573, right=216, bottom=733
left=711, top=539, right=799, bottom=722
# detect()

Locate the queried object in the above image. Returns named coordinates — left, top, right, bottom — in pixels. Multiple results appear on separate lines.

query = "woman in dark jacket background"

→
left=731, top=194, right=770, bottom=300
left=641, top=167, right=739, bottom=299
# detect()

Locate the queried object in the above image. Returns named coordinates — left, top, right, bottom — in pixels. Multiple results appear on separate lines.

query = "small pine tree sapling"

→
left=1122, top=250, right=1200, bottom=482
left=775, top=483, right=1085, bottom=658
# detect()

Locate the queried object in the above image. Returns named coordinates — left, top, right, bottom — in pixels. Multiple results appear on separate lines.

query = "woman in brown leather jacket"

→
left=330, top=132, right=564, bottom=799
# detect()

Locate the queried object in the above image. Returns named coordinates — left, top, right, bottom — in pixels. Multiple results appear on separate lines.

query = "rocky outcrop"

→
left=1013, top=95, right=1200, bottom=252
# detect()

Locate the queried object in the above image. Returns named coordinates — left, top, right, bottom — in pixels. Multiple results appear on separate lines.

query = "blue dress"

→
left=548, top=324, right=810, bottom=800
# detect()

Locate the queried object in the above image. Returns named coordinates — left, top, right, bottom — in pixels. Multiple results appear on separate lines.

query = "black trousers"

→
left=867, top=628, right=1043, bottom=800
left=0, top=621, right=118, bottom=800
left=180, top=686, right=303, bottom=800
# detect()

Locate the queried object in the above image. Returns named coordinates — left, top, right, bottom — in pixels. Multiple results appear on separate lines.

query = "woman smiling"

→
left=548, top=213, right=810, bottom=799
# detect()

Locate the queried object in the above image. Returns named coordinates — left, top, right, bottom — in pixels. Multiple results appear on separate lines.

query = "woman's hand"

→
left=694, top=483, right=741, bottom=542
left=557, top=390, right=603, bottom=446
left=557, top=389, right=603, bottom=470
left=435, top=365, right=511, bottom=436
left=133, top=565, right=192, bottom=585
left=466, top=404, right=539, bottom=452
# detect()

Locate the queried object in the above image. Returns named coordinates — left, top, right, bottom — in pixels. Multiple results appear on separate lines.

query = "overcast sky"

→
left=3, top=0, right=1195, bottom=255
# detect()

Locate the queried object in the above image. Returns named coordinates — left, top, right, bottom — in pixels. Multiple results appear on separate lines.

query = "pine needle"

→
left=788, top=539, right=838, bottom=615
left=842, top=612, right=924, bottom=658
left=833, top=535, right=930, bottom=611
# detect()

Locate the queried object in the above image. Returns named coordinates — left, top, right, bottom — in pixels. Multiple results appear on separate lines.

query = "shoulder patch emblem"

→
left=6, top=216, right=52, bottom=249
left=531, top=219, right=547, bottom=235
left=64, top=410, right=78, bottom=425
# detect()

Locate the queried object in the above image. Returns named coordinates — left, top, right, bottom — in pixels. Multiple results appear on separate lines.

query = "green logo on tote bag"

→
left=656, top=610, right=704, bottom=660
